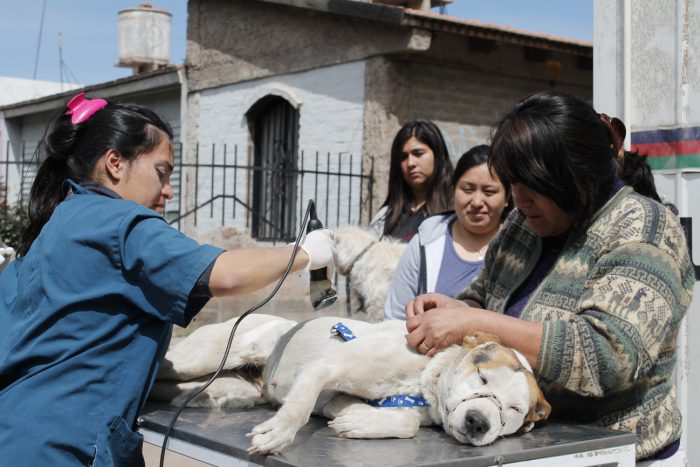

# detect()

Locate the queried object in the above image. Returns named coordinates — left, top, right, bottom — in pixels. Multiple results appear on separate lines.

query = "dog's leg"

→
left=350, top=284, right=363, bottom=315
left=150, top=374, right=265, bottom=409
left=323, top=395, right=428, bottom=439
left=158, top=315, right=296, bottom=381
left=365, top=298, right=385, bottom=323
left=248, top=359, right=343, bottom=454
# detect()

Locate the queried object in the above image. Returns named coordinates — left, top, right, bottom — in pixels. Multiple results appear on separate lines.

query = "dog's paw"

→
left=328, top=413, right=369, bottom=438
left=329, top=410, right=421, bottom=439
left=171, top=391, right=212, bottom=408
left=246, top=417, right=297, bottom=455
left=329, top=412, right=389, bottom=438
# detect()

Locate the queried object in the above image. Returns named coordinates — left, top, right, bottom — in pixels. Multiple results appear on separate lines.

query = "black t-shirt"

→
left=387, top=203, right=429, bottom=242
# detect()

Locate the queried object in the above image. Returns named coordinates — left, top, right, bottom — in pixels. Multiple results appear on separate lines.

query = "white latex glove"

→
left=300, top=229, right=334, bottom=271
left=0, top=246, right=14, bottom=271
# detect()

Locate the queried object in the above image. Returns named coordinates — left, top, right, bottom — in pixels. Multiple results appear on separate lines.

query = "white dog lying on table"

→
left=153, top=314, right=551, bottom=455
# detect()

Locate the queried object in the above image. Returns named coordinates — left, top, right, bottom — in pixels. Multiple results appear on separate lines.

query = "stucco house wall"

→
left=186, top=0, right=593, bottom=226
left=187, top=61, right=366, bottom=233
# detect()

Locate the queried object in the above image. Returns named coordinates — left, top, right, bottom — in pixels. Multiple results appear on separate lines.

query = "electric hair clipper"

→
left=307, top=201, right=337, bottom=310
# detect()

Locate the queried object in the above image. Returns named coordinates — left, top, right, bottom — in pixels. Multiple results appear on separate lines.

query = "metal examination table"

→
left=139, top=402, right=636, bottom=466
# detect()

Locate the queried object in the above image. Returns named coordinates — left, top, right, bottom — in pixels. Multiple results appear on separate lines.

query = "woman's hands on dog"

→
left=406, top=292, right=466, bottom=317
left=406, top=293, right=480, bottom=357
left=405, top=292, right=544, bottom=367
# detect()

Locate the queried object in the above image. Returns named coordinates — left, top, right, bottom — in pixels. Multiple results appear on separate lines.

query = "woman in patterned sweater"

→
left=404, top=91, right=694, bottom=460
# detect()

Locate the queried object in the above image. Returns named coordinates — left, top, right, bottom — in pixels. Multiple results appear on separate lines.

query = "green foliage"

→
left=0, top=178, right=27, bottom=249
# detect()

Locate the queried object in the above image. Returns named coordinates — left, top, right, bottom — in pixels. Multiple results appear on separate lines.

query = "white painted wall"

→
left=0, top=110, right=57, bottom=204
left=0, top=77, right=81, bottom=200
left=594, top=0, right=700, bottom=463
left=189, top=61, right=366, bottom=235
left=0, top=115, right=9, bottom=195
left=0, top=90, right=181, bottom=209
left=594, top=0, right=700, bottom=128
left=0, top=77, right=81, bottom=107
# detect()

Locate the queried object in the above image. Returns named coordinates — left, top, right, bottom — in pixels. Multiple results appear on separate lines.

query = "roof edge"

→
left=0, top=65, right=183, bottom=115
left=403, top=9, right=592, bottom=55
left=256, top=0, right=406, bottom=24
left=254, top=0, right=592, bottom=55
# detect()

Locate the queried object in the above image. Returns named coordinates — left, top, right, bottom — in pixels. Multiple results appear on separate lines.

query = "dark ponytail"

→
left=598, top=115, right=663, bottom=203
left=618, top=150, right=662, bottom=203
left=17, top=98, right=172, bottom=257
left=18, top=117, right=81, bottom=257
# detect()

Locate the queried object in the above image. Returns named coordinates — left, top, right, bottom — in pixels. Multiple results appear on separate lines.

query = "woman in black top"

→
left=370, top=120, right=454, bottom=241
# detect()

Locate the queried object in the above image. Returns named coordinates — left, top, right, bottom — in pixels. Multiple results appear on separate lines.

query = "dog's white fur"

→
left=333, top=227, right=406, bottom=322
left=153, top=314, right=550, bottom=455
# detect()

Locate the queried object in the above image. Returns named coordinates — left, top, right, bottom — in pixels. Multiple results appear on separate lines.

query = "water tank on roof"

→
left=117, top=3, right=171, bottom=74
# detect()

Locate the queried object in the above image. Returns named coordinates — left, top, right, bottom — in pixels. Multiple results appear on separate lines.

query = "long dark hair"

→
left=453, top=144, right=512, bottom=222
left=619, top=150, right=662, bottom=202
left=600, top=113, right=663, bottom=203
left=488, top=91, right=618, bottom=232
left=381, top=120, right=454, bottom=235
left=17, top=98, right=173, bottom=257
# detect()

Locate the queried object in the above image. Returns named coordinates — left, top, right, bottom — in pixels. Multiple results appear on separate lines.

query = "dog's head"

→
left=333, top=227, right=380, bottom=275
left=437, top=332, right=551, bottom=446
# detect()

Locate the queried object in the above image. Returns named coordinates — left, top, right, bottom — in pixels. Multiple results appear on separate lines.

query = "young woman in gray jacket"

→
left=384, top=145, right=510, bottom=320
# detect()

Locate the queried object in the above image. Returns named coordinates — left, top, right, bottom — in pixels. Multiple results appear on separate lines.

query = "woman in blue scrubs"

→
left=0, top=93, right=334, bottom=466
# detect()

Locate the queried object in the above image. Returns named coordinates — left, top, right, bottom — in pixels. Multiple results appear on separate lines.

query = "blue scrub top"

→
left=0, top=188, right=223, bottom=466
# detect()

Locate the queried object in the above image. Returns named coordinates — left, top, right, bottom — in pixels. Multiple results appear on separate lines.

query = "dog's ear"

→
left=462, top=332, right=501, bottom=350
left=524, top=373, right=552, bottom=425
left=524, top=395, right=551, bottom=425
left=518, top=421, right=535, bottom=434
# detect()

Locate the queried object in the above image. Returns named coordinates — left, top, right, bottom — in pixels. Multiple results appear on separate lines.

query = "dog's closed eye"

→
left=477, top=368, right=488, bottom=385
left=508, top=405, right=523, bottom=413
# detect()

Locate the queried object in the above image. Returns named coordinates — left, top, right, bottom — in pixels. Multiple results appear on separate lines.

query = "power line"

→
left=58, top=32, right=63, bottom=90
left=61, top=59, right=81, bottom=87
left=33, top=0, right=48, bottom=80
left=57, top=32, right=81, bottom=88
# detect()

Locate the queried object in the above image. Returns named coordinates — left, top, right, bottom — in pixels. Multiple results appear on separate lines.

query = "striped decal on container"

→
left=631, top=126, right=700, bottom=170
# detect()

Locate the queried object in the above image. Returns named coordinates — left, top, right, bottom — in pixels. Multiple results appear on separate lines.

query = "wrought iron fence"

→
left=1, top=141, right=375, bottom=242
left=2, top=139, right=40, bottom=206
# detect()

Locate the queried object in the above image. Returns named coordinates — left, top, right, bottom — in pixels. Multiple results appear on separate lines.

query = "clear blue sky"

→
left=0, top=0, right=592, bottom=87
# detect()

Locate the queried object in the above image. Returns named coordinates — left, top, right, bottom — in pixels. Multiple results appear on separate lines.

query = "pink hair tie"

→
left=65, top=92, right=108, bottom=124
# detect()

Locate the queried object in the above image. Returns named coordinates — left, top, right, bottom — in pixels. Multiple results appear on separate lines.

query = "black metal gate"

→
left=251, top=97, right=299, bottom=241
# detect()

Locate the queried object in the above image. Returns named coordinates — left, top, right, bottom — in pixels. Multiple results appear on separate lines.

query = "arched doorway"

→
left=247, top=96, right=299, bottom=241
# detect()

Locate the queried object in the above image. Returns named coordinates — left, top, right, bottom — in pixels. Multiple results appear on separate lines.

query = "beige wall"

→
left=187, top=0, right=422, bottom=91
left=362, top=44, right=591, bottom=213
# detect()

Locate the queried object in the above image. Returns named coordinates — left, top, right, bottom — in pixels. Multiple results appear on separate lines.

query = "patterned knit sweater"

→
left=458, top=186, right=695, bottom=459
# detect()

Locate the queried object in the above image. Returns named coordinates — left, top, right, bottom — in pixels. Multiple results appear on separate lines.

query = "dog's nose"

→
left=464, top=410, right=490, bottom=438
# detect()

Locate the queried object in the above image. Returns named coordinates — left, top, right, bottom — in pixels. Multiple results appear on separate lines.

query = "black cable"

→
left=158, top=199, right=314, bottom=467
